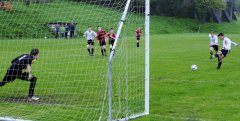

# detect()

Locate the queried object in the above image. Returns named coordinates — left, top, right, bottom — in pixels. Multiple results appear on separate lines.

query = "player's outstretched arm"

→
left=231, top=41, right=238, bottom=47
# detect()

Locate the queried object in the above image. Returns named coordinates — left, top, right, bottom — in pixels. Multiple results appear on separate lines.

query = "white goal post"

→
left=108, top=0, right=150, bottom=120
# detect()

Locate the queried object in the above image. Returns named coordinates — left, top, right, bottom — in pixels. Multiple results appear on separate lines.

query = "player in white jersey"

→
left=209, top=31, right=219, bottom=60
left=216, top=33, right=232, bottom=69
left=83, top=26, right=97, bottom=56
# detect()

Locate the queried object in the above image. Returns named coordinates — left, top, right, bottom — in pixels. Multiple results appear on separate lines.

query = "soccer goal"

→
left=0, top=0, right=149, bottom=120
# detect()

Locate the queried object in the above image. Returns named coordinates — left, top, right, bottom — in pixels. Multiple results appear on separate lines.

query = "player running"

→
left=135, top=27, right=142, bottom=47
left=209, top=31, right=219, bottom=60
left=83, top=26, right=97, bottom=56
left=215, top=33, right=232, bottom=69
left=0, top=48, right=40, bottom=100
left=106, top=28, right=116, bottom=52
left=97, top=26, right=107, bottom=56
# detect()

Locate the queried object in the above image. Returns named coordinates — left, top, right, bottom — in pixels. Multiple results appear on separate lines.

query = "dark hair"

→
left=30, top=48, right=39, bottom=56
left=218, top=33, right=224, bottom=37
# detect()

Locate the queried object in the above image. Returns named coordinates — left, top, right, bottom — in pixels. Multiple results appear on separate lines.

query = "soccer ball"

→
left=44, top=37, right=47, bottom=39
left=191, top=64, right=198, bottom=71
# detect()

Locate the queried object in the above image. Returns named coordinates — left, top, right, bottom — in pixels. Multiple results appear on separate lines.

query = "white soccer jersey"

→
left=223, top=37, right=232, bottom=50
left=209, top=34, right=218, bottom=45
left=84, top=31, right=97, bottom=40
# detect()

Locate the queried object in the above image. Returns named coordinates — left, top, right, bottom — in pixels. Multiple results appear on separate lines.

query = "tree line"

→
left=151, top=0, right=239, bottom=19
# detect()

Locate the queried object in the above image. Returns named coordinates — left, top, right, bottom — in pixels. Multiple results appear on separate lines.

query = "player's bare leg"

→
left=209, top=47, right=213, bottom=60
left=87, top=44, right=91, bottom=56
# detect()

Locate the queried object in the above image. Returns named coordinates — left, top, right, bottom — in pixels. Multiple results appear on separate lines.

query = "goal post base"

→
left=113, top=112, right=149, bottom=121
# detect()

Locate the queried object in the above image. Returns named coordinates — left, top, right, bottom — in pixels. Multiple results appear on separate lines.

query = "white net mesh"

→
left=0, top=0, right=146, bottom=120
left=110, top=0, right=145, bottom=120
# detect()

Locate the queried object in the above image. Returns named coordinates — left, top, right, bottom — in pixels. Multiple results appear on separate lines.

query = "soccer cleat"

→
left=28, top=96, right=40, bottom=101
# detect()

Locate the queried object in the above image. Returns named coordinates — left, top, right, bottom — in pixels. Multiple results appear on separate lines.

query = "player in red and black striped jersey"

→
left=106, top=28, right=116, bottom=52
left=135, top=27, right=142, bottom=47
left=97, top=26, right=107, bottom=56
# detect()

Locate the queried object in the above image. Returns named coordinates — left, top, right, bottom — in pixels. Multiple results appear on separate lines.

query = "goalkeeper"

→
left=0, top=48, right=40, bottom=100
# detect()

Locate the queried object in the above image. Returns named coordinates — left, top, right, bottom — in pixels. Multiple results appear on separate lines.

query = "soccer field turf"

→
left=0, top=34, right=240, bottom=121
left=0, top=35, right=145, bottom=121
left=135, top=34, right=240, bottom=121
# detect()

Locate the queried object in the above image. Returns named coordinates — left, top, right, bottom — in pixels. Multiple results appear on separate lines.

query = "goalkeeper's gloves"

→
left=22, top=65, right=32, bottom=73
left=28, top=73, right=33, bottom=80
left=32, top=59, right=37, bottom=64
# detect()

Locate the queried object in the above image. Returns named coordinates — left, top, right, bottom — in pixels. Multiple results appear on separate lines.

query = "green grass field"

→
left=1, top=1, right=240, bottom=121
left=1, top=34, right=240, bottom=121
left=0, top=35, right=145, bottom=121
left=134, top=34, right=240, bottom=121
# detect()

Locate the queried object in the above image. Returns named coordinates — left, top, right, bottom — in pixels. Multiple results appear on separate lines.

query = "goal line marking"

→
left=0, top=117, right=31, bottom=121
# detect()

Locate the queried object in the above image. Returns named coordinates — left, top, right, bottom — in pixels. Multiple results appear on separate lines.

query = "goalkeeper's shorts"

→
left=2, top=70, right=32, bottom=83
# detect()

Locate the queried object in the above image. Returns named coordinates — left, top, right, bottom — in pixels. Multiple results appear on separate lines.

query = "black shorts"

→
left=99, top=41, right=106, bottom=46
left=109, top=39, right=115, bottom=46
left=87, top=40, right=94, bottom=45
left=2, top=70, right=32, bottom=83
left=221, top=49, right=230, bottom=57
left=210, top=45, right=219, bottom=51
left=136, top=36, right=141, bottom=40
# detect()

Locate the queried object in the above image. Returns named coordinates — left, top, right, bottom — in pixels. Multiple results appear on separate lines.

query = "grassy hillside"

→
left=0, top=1, right=129, bottom=39
left=1, top=1, right=240, bottom=39
left=151, top=16, right=240, bottom=34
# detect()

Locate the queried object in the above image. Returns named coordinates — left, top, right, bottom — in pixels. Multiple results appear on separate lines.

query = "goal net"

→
left=0, top=0, right=149, bottom=120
